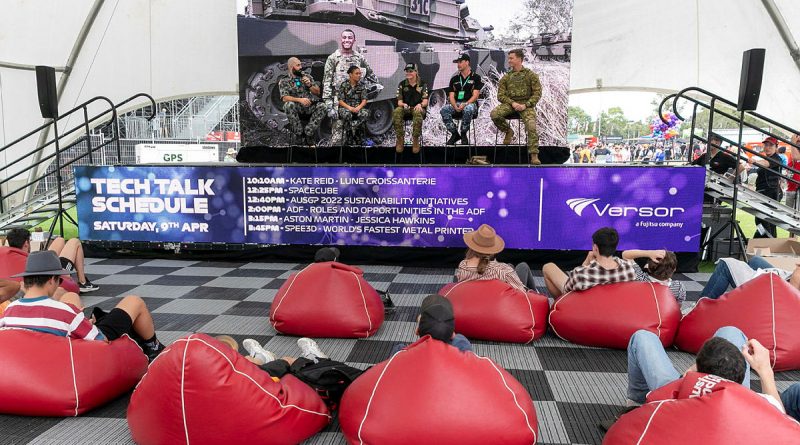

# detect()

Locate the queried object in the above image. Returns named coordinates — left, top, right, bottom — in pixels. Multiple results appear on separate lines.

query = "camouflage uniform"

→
left=490, top=67, right=542, bottom=154
left=337, top=80, right=370, bottom=145
left=392, top=79, right=429, bottom=138
left=278, top=75, right=326, bottom=143
left=323, top=50, right=374, bottom=145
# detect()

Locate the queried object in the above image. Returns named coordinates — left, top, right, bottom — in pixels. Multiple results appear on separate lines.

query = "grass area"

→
left=34, top=207, right=79, bottom=239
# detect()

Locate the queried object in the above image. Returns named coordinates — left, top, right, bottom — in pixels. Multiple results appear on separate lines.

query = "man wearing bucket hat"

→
left=542, top=227, right=637, bottom=298
left=390, top=294, right=472, bottom=355
left=455, top=224, right=538, bottom=293
left=749, top=136, right=784, bottom=238
left=0, top=251, right=165, bottom=361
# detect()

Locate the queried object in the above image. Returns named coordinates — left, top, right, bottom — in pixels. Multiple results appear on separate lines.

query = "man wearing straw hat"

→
left=0, top=251, right=165, bottom=361
left=455, top=224, right=539, bottom=293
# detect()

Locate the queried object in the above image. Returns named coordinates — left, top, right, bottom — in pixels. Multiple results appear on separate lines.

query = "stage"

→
left=235, top=144, right=572, bottom=165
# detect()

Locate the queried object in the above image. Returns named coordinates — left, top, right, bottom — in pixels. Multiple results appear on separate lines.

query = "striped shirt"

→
left=455, top=260, right=527, bottom=292
left=563, top=257, right=638, bottom=292
left=632, top=263, right=686, bottom=304
left=0, top=296, right=105, bottom=341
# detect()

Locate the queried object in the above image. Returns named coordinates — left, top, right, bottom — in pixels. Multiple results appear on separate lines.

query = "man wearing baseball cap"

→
left=391, top=62, right=429, bottom=154
left=390, top=294, right=472, bottom=355
left=0, top=251, right=165, bottom=361
left=441, top=54, right=484, bottom=146
left=749, top=136, right=784, bottom=237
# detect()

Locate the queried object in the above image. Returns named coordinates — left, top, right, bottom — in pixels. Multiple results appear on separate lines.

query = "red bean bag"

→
left=549, top=281, right=681, bottom=349
left=675, top=273, right=800, bottom=371
left=127, top=333, right=330, bottom=445
left=269, top=262, right=384, bottom=338
left=439, top=280, right=549, bottom=343
left=0, top=329, right=148, bottom=416
left=0, top=246, right=80, bottom=293
left=339, top=336, right=538, bottom=445
left=603, top=372, right=800, bottom=444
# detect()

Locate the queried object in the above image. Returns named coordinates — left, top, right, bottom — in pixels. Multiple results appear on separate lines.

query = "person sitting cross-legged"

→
left=0, top=251, right=165, bottom=361
left=390, top=294, right=472, bottom=356
left=542, top=227, right=638, bottom=298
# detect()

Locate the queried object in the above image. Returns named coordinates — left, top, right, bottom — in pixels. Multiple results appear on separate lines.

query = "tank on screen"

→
left=239, top=0, right=507, bottom=143
left=528, top=32, right=571, bottom=62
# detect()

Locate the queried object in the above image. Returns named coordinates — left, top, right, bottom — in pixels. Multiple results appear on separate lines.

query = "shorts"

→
left=59, top=257, right=76, bottom=273
left=95, top=308, right=133, bottom=341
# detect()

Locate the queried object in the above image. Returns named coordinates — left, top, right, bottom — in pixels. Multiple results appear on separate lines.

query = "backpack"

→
left=291, top=359, right=365, bottom=411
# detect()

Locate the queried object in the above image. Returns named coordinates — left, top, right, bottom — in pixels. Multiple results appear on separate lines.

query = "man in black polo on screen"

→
left=440, top=54, right=484, bottom=146
left=749, top=136, right=784, bottom=238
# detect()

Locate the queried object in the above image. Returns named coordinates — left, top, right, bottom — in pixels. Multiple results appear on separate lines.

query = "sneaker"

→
left=145, top=342, right=166, bottom=363
left=297, top=337, right=328, bottom=362
left=446, top=132, right=461, bottom=145
left=243, top=338, right=276, bottom=364
left=79, top=280, right=100, bottom=293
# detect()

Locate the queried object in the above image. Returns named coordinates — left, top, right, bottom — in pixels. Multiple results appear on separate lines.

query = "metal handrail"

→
left=659, top=88, right=800, bottom=186
left=0, top=93, right=156, bottom=215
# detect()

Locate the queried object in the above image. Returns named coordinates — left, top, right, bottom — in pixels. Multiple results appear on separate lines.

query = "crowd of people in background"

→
left=570, top=142, right=687, bottom=164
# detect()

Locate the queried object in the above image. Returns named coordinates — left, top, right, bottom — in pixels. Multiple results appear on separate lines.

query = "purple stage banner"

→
left=74, top=165, right=706, bottom=251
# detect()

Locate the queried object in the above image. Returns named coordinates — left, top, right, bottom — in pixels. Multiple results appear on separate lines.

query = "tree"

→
left=598, top=107, right=628, bottom=137
left=503, top=0, right=574, bottom=40
left=568, top=106, right=592, bottom=134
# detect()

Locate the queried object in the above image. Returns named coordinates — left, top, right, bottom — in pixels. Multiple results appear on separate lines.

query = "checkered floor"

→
left=1, top=258, right=799, bottom=445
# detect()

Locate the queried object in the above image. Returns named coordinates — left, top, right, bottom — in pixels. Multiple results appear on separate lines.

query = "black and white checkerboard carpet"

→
left=1, top=258, right=798, bottom=445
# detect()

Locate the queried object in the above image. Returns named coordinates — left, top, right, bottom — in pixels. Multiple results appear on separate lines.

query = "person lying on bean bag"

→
left=701, top=255, right=800, bottom=299
left=622, top=249, right=686, bottom=304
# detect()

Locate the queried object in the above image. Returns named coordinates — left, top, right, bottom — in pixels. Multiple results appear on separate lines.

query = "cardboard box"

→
left=746, top=238, right=800, bottom=272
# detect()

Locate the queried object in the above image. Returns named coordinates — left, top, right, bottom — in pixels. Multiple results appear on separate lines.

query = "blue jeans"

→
left=781, top=383, right=800, bottom=421
left=391, top=333, right=472, bottom=356
left=626, top=326, right=750, bottom=403
left=701, top=256, right=774, bottom=299
left=440, top=103, right=477, bottom=134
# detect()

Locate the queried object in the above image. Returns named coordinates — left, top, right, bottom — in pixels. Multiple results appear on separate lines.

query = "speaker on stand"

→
left=35, top=66, right=75, bottom=240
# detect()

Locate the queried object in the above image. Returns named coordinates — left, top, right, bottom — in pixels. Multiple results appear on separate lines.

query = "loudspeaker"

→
left=35, top=65, right=58, bottom=119
left=737, top=48, right=765, bottom=111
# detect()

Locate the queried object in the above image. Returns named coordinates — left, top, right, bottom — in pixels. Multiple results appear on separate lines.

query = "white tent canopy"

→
left=571, top=0, right=800, bottom=130
left=0, top=0, right=238, bottom=173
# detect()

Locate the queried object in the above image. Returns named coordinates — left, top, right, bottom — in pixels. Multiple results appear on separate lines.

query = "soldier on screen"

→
left=323, top=28, right=374, bottom=146
left=490, top=48, right=543, bottom=165
left=391, top=63, right=429, bottom=154
left=279, top=57, right=326, bottom=146
left=337, top=66, right=370, bottom=146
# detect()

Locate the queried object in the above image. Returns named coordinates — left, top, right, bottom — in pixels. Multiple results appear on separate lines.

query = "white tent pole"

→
left=760, top=0, right=800, bottom=73
left=23, top=0, right=106, bottom=204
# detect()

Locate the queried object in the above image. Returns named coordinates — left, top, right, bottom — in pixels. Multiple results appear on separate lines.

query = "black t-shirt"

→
left=755, top=152, right=783, bottom=191
left=692, top=150, right=738, bottom=174
left=446, top=72, right=484, bottom=102
left=396, top=79, right=429, bottom=108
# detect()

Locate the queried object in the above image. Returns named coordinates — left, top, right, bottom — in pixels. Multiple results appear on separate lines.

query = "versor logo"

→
left=566, top=198, right=685, bottom=218
left=566, top=198, right=600, bottom=216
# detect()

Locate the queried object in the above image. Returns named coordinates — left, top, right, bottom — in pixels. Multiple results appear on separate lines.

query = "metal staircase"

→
left=660, top=86, right=800, bottom=256
left=0, top=93, right=156, bottom=237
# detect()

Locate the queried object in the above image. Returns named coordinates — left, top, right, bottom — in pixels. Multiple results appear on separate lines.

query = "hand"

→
left=585, top=251, right=596, bottom=262
left=301, top=76, right=311, bottom=87
left=456, top=104, right=465, bottom=112
left=298, top=98, right=311, bottom=107
left=650, top=250, right=666, bottom=262
left=403, top=103, right=409, bottom=109
left=511, top=102, right=522, bottom=111
left=414, top=104, right=423, bottom=113
left=327, top=106, right=338, bottom=119
left=518, top=104, right=527, bottom=111
left=742, top=339, right=773, bottom=374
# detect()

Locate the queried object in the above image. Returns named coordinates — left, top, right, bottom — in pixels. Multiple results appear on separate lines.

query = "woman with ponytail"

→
left=455, top=224, right=537, bottom=293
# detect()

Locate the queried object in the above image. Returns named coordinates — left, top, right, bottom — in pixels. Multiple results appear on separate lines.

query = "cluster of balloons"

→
left=649, top=112, right=681, bottom=139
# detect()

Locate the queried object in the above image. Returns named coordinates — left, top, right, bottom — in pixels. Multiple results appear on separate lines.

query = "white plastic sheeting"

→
left=570, top=0, right=800, bottom=129
left=0, top=0, right=238, bottom=167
